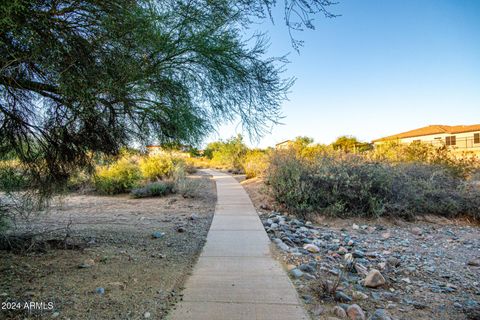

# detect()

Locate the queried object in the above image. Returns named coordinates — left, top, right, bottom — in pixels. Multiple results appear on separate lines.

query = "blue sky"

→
left=206, top=0, right=480, bottom=148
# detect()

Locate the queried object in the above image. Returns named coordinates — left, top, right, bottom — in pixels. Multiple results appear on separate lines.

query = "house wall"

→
left=374, top=131, right=480, bottom=156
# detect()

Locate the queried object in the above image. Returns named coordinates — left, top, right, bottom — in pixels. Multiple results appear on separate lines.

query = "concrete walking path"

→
left=169, top=170, right=309, bottom=320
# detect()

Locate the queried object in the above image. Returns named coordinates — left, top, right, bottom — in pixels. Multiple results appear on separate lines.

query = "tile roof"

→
left=373, top=124, right=480, bottom=142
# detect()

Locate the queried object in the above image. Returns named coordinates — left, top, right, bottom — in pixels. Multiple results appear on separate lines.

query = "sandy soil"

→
left=0, top=172, right=216, bottom=319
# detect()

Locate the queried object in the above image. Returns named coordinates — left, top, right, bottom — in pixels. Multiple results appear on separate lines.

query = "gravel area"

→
left=241, top=177, right=480, bottom=320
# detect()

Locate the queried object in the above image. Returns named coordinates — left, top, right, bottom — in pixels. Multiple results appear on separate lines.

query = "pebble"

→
left=352, top=291, right=368, bottom=300
left=467, top=259, right=479, bottom=267
left=411, top=227, right=423, bottom=236
left=299, top=263, right=316, bottom=273
left=303, top=244, right=320, bottom=253
left=364, top=269, right=386, bottom=288
left=189, top=213, right=199, bottom=220
left=151, top=231, right=165, bottom=239
left=346, top=304, right=366, bottom=320
left=78, top=258, right=95, bottom=269
left=333, top=305, right=347, bottom=318
left=369, top=309, right=392, bottom=320
left=290, top=268, right=304, bottom=278
left=335, top=291, right=353, bottom=302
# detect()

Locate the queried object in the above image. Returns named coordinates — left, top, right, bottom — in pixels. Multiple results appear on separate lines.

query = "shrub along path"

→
left=169, top=170, right=309, bottom=320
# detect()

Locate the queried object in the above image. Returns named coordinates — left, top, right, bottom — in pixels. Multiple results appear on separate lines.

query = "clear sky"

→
left=205, top=0, right=480, bottom=148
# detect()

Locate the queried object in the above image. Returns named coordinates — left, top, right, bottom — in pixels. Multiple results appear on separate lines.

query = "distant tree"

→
left=210, top=135, right=248, bottom=170
left=332, top=136, right=372, bottom=153
left=292, top=136, right=314, bottom=150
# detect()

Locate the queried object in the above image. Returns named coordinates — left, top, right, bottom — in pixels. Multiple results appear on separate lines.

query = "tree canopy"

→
left=0, top=0, right=337, bottom=196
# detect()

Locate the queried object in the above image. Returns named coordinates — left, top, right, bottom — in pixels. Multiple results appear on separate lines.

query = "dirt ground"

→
left=241, top=176, right=480, bottom=320
left=0, top=172, right=216, bottom=320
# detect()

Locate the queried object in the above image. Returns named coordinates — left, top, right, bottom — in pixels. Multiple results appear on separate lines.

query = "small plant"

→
left=130, top=181, right=174, bottom=198
left=174, top=177, right=201, bottom=198
left=311, top=272, right=343, bottom=301
left=94, top=158, right=142, bottom=194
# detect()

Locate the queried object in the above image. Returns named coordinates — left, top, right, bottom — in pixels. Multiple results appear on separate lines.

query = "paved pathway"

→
left=169, top=170, right=309, bottom=320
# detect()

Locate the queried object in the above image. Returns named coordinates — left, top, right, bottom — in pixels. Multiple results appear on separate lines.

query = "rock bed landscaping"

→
left=262, top=212, right=480, bottom=320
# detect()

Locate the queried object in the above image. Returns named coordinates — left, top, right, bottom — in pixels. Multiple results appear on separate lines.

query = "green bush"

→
left=94, top=158, right=142, bottom=194
left=267, top=151, right=480, bottom=220
left=0, top=160, right=28, bottom=191
left=206, top=135, right=247, bottom=171
left=139, top=155, right=175, bottom=181
left=130, top=181, right=174, bottom=198
left=243, top=149, right=269, bottom=178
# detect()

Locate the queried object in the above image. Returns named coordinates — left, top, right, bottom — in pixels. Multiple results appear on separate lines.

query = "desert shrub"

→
left=139, top=155, right=175, bottom=180
left=174, top=177, right=202, bottom=198
left=130, top=181, right=174, bottom=198
left=368, top=141, right=478, bottom=178
left=267, top=151, right=480, bottom=220
left=183, top=158, right=198, bottom=174
left=94, top=158, right=142, bottom=194
left=243, top=149, right=269, bottom=178
left=67, top=170, right=92, bottom=191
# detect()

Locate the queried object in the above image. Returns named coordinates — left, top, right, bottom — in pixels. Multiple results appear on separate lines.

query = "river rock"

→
left=364, top=269, right=386, bottom=288
left=303, top=243, right=320, bottom=253
left=346, top=304, right=366, bottom=320
left=333, top=306, right=347, bottom=318
left=369, top=309, right=392, bottom=320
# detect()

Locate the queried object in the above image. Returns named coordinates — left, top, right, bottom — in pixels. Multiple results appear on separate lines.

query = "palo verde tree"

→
left=0, top=0, right=337, bottom=202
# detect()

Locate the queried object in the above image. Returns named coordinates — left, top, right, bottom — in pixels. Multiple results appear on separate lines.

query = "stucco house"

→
left=372, top=124, right=480, bottom=155
left=275, top=140, right=293, bottom=150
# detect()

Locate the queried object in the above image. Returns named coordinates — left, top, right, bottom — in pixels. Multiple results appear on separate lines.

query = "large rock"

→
left=364, top=269, right=386, bottom=288
left=346, top=304, right=366, bottom=320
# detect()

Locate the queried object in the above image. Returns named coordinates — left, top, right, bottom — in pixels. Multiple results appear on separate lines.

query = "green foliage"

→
left=94, top=158, right=142, bottom=194
left=1, top=0, right=296, bottom=200
left=208, top=135, right=248, bottom=170
left=130, top=181, right=174, bottom=198
left=243, top=149, right=270, bottom=178
left=139, top=156, right=176, bottom=181
left=267, top=151, right=480, bottom=220
left=0, top=160, right=28, bottom=191
left=332, top=136, right=373, bottom=153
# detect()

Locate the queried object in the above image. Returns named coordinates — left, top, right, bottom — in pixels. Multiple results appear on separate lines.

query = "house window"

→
left=445, top=136, right=456, bottom=146
left=474, top=133, right=480, bottom=144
